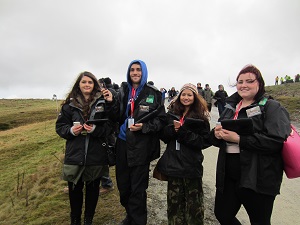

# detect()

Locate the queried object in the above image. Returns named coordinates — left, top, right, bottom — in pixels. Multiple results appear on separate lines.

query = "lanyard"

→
left=179, top=116, right=185, bottom=125
left=233, top=100, right=242, bottom=120
left=130, top=88, right=136, bottom=118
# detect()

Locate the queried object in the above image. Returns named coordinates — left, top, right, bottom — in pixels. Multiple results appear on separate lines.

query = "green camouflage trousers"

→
left=167, top=177, right=204, bottom=225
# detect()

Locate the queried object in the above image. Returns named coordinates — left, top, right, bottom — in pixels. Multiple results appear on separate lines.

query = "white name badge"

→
left=128, top=118, right=135, bottom=128
left=246, top=106, right=262, bottom=117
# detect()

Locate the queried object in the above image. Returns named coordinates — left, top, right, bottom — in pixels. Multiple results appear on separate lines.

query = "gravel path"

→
left=146, top=106, right=300, bottom=225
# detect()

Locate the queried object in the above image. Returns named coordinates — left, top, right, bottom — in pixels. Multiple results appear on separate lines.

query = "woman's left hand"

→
left=83, top=123, right=94, bottom=132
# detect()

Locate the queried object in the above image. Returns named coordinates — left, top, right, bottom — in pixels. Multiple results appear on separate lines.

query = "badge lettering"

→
left=246, top=106, right=262, bottom=117
left=139, top=105, right=150, bottom=112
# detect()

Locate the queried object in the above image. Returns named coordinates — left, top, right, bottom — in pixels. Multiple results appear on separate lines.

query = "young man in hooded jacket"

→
left=110, top=59, right=166, bottom=225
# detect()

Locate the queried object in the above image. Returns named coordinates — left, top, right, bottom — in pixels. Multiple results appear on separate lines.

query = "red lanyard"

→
left=179, top=116, right=185, bottom=125
left=130, top=88, right=136, bottom=117
left=233, top=100, right=242, bottom=120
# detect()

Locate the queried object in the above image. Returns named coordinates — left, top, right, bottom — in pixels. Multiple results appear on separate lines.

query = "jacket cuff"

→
left=87, top=124, right=96, bottom=133
left=70, top=127, right=77, bottom=136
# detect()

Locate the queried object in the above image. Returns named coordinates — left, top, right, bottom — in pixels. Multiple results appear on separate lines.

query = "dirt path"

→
left=147, top=106, right=300, bottom=225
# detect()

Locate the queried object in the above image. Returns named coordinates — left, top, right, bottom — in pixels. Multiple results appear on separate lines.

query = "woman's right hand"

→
left=214, top=124, right=223, bottom=139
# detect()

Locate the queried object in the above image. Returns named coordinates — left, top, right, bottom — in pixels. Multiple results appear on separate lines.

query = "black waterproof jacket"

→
left=213, top=90, right=228, bottom=105
left=117, top=83, right=166, bottom=167
left=211, top=92, right=291, bottom=196
left=157, top=113, right=211, bottom=178
left=56, top=95, right=117, bottom=166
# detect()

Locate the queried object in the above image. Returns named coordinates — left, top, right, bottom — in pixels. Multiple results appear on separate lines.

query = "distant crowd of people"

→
left=275, top=74, right=300, bottom=85
left=56, top=60, right=291, bottom=225
left=160, top=82, right=228, bottom=117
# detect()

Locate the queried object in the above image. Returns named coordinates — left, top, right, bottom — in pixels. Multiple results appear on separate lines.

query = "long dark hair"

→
left=172, top=91, right=209, bottom=121
left=236, top=64, right=265, bottom=100
left=62, top=72, right=101, bottom=119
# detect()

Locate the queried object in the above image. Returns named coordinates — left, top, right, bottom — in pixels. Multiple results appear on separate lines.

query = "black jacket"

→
left=117, top=84, right=166, bottom=167
left=211, top=92, right=290, bottom=196
left=56, top=95, right=116, bottom=166
left=157, top=113, right=211, bottom=178
left=213, top=90, right=228, bottom=105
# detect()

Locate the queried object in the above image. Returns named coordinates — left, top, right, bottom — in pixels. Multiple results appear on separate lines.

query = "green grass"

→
left=0, top=99, right=60, bottom=131
left=265, top=82, right=300, bottom=122
left=0, top=102, right=124, bottom=225
left=0, top=83, right=299, bottom=224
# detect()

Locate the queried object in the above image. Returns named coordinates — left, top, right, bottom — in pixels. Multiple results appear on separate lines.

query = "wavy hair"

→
left=172, top=91, right=209, bottom=121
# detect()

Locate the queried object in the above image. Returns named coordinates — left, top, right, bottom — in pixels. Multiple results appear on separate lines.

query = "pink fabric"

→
left=282, top=125, right=300, bottom=179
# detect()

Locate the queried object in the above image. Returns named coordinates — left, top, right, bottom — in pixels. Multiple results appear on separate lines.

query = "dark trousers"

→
left=68, top=177, right=101, bottom=218
left=116, top=138, right=150, bottom=225
left=207, top=103, right=212, bottom=112
left=217, top=102, right=225, bottom=117
left=214, top=154, right=275, bottom=225
left=100, top=165, right=113, bottom=188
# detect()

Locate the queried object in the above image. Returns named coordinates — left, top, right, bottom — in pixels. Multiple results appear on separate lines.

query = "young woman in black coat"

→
left=211, top=64, right=290, bottom=225
left=157, top=83, right=211, bottom=225
left=56, top=71, right=116, bottom=225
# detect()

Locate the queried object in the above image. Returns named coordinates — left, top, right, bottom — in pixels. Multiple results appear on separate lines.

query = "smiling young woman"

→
left=56, top=71, right=117, bottom=225
left=156, top=83, right=211, bottom=225
left=211, top=64, right=291, bottom=225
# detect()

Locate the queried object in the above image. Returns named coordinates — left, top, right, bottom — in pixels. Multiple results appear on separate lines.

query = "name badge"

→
left=139, top=105, right=150, bottom=112
left=95, top=105, right=104, bottom=112
left=246, top=106, right=262, bottom=117
left=128, top=118, right=134, bottom=128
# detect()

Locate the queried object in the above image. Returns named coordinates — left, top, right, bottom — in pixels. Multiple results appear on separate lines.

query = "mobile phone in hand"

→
left=73, top=122, right=80, bottom=127
left=99, top=79, right=107, bottom=91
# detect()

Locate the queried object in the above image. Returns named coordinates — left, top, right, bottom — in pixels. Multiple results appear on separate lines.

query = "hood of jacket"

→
left=118, top=59, right=148, bottom=141
left=126, top=59, right=148, bottom=94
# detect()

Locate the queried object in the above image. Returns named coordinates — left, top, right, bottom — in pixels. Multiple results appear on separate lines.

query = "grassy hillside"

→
left=0, top=100, right=124, bottom=225
left=265, top=82, right=300, bottom=123
left=0, top=99, right=60, bottom=131
left=0, top=83, right=299, bottom=224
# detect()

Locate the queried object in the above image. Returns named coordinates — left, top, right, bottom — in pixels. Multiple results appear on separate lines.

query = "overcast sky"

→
left=1, top=0, right=299, bottom=99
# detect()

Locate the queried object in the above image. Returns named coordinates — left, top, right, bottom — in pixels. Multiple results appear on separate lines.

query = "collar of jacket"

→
left=69, top=92, right=102, bottom=110
left=224, top=92, right=269, bottom=110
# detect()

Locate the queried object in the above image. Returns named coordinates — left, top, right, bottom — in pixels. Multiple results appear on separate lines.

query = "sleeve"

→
left=239, top=100, right=291, bottom=154
left=106, top=96, right=119, bottom=122
left=159, top=116, right=177, bottom=143
left=55, top=104, right=75, bottom=140
left=89, top=120, right=114, bottom=138
left=141, top=91, right=167, bottom=134
left=177, top=120, right=212, bottom=150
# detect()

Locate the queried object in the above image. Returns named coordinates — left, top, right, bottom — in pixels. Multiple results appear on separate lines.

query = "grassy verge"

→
left=0, top=120, right=124, bottom=225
